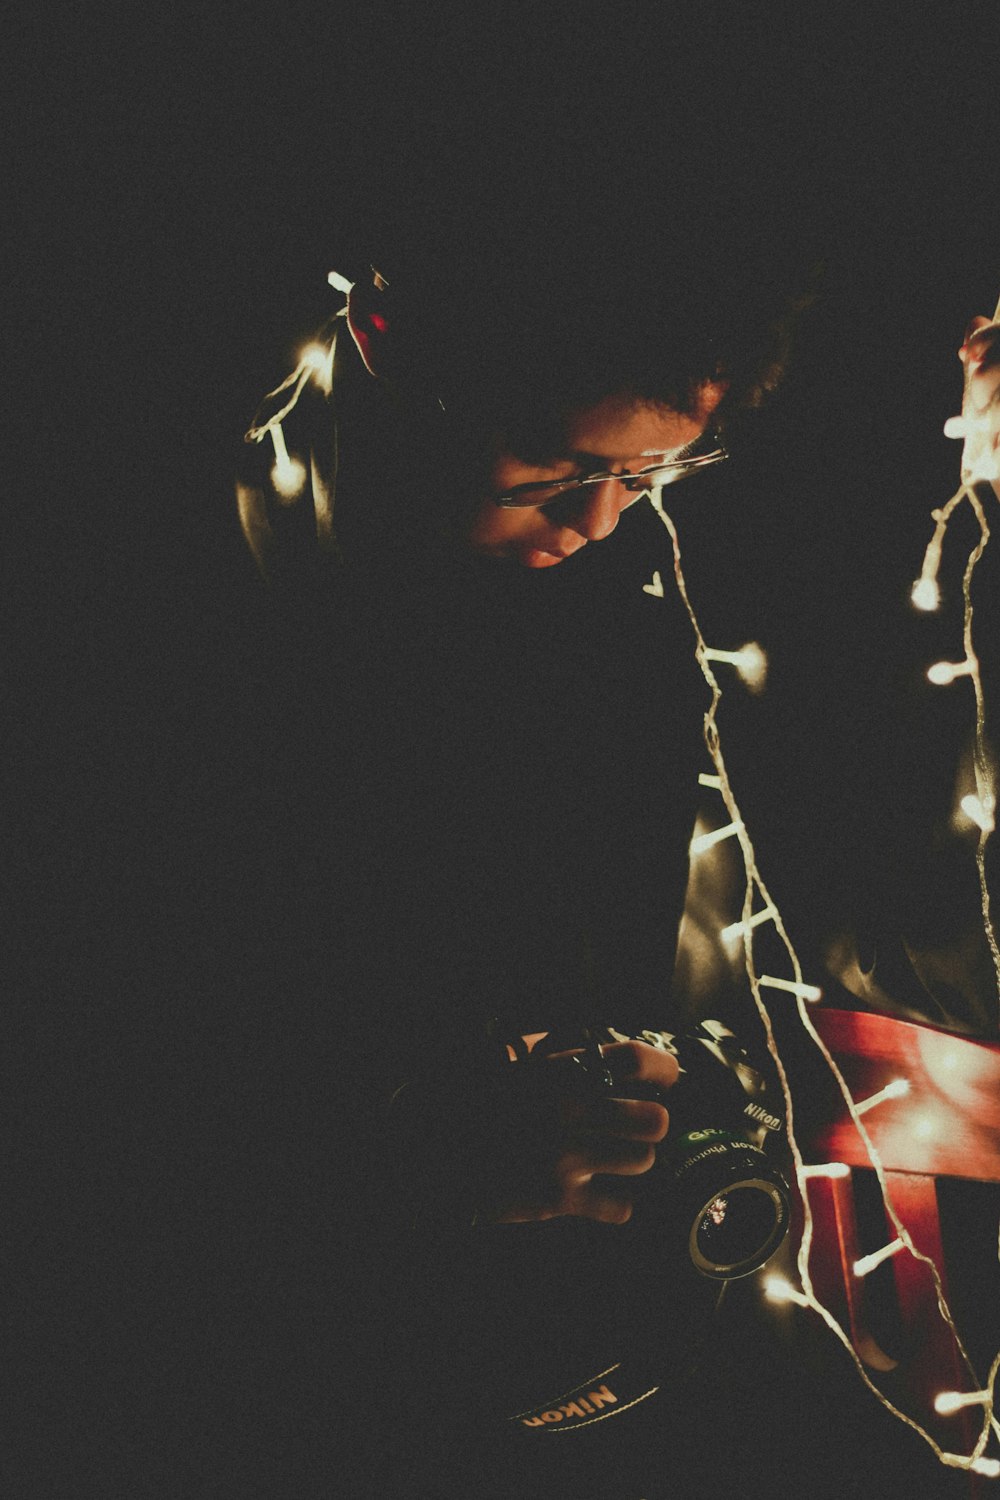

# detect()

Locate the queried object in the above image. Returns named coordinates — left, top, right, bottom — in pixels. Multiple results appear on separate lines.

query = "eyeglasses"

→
left=492, top=439, right=729, bottom=509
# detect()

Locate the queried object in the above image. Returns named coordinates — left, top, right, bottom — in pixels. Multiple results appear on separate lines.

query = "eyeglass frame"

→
left=490, top=440, right=729, bottom=508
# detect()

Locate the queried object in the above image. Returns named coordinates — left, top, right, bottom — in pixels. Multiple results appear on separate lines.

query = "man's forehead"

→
left=563, top=397, right=711, bottom=462
left=566, top=444, right=688, bottom=465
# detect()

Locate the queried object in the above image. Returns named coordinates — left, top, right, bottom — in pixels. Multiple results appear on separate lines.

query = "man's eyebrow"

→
left=566, top=447, right=680, bottom=467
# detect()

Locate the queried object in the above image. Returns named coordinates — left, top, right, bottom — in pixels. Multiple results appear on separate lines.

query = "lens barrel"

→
left=669, top=1130, right=790, bottom=1279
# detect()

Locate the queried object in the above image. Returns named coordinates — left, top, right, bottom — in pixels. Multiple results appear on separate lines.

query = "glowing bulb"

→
left=911, top=577, right=941, bottom=612
left=961, top=794, right=996, bottom=832
left=269, top=423, right=307, bottom=500
left=935, top=1389, right=993, bottom=1416
left=690, top=820, right=742, bottom=855
left=854, top=1078, right=910, bottom=1116
left=327, top=269, right=355, bottom=294
left=272, top=457, right=307, bottom=499
left=764, top=1276, right=810, bottom=1307
left=943, top=415, right=968, bottom=440
left=698, top=773, right=722, bottom=789
left=301, top=342, right=330, bottom=373
left=734, top=642, right=768, bottom=691
left=928, top=659, right=974, bottom=685
left=800, top=1162, right=851, bottom=1179
left=758, top=974, right=823, bottom=1002
left=702, top=642, right=768, bottom=693
left=853, top=1238, right=906, bottom=1278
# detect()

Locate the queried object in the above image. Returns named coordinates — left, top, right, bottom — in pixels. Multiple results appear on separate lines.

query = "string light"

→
left=757, top=974, right=823, bottom=1002
left=910, top=494, right=966, bottom=612
left=912, top=575, right=941, bottom=612
left=928, top=658, right=976, bottom=686
left=701, top=641, right=769, bottom=692
left=690, top=819, right=743, bottom=855
left=961, top=793, right=996, bottom=833
left=936, top=1389, right=996, bottom=1416
left=299, top=340, right=336, bottom=394
left=764, top=1275, right=812, bottom=1308
left=721, top=906, right=777, bottom=945
left=268, top=422, right=307, bottom=500
left=912, top=295, right=1000, bottom=1026
left=853, top=1078, right=910, bottom=1116
left=853, top=1238, right=907, bottom=1278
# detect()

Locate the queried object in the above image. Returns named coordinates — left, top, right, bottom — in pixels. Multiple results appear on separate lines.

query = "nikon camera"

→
left=593, top=1019, right=791, bottom=1280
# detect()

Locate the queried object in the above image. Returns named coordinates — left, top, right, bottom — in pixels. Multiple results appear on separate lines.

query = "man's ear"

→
left=346, top=270, right=394, bottom=378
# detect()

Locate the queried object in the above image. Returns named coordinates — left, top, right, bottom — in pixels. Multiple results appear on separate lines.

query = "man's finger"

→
left=602, top=1039, right=680, bottom=1091
left=560, top=1139, right=658, bottom=1181
left=567, top=1094, right=670, bottom=1141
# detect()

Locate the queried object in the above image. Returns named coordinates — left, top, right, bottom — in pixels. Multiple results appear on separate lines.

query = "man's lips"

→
left=517, top=542, right=585, bottom=567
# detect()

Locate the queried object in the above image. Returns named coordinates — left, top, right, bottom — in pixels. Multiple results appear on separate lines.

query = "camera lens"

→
left=692, top=1182, right=786, bottom=1277
left=668, top=1136, right=790, bottom=1280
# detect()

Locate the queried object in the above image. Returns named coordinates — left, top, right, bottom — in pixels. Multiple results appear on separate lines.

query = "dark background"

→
left=7, top=3, right=1000, bottom=1496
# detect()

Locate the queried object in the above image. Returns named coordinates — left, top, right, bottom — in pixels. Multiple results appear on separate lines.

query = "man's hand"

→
left=488, top=1038, right=679, bottom=1226
left=953, top=317, right=1000, bottom=494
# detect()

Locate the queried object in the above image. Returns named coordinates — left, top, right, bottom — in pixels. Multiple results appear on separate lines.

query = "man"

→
left=231, top=216, right=815, bottom=1498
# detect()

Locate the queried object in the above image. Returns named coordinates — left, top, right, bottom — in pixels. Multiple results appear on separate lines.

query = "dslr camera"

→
left=572, top=1019, right=791, bottom=1280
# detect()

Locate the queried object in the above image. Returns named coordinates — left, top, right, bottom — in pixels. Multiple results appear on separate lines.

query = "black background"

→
left=7, top=4, right=1000, bottom=1496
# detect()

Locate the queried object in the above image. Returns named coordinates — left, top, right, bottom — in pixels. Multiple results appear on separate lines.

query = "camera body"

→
left=586, top=1019, right=791, bottom=1280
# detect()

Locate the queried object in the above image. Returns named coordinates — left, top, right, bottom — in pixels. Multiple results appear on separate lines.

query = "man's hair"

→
left=362, top=154, right=820, bottom=456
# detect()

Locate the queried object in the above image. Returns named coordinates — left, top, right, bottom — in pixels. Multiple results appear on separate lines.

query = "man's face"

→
left=464, top=385, right=726, bottom=568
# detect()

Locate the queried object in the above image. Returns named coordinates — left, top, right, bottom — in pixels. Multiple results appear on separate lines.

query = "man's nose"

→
left=563, top=478, right=628, bottom=541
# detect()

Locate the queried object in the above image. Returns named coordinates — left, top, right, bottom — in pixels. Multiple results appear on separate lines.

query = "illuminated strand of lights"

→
left=959, top=483, right=1000, bottom=1015
left=910, top=302, right=1000, bottom=1018
left=928, top=657, right=976, bottom=685
left=721, top=906, right=777, bottom=945
left=689, top=820, right=742, bottom=855
left=853, top=1078, right=910, bottom=1116
left=649, top=487, right=992, bottom=1477
left=757, top=974, right=823, bottom=1002
left=854, top=1238, right=906, bottom=1278
left=701, top=641, right=768, bottom=692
